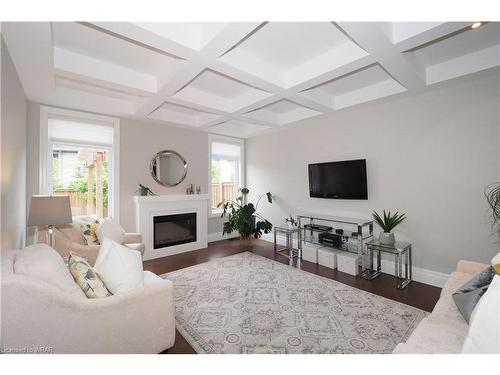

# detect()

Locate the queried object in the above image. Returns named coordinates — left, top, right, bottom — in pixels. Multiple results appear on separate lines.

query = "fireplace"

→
left=134, top=194, right=208, bottom=260
left=153, top=213, right=197, bottom=249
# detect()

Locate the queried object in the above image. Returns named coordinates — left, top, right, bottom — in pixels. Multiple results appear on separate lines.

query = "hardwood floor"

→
left=144, top=237, right=441, bottom=354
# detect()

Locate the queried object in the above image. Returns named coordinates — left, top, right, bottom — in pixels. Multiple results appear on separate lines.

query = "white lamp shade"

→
left=27, top=195, right=73, bottom=226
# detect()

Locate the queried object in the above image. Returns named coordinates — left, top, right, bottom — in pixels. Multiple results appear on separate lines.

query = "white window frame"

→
left=208, top=134, right=245, bottom=217
left=39, top=106, right=120, bottom=220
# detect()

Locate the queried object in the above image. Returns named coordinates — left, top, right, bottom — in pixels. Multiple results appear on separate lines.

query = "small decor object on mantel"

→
left=285, top=214, right=298, bottom=228
left=186, top=184, right=195, bottom=195
left=135, top=184, right=157, bottom=196
left=372, top=210, right=406, bottom=245
left=219, top=188, right=273, bottom=239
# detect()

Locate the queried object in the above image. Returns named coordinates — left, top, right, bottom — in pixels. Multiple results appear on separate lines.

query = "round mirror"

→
left=150, top=150, right=187, bottom=187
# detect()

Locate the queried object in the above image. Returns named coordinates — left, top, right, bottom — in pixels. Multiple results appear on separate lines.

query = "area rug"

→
left=162, top=252, right=427, bottom=354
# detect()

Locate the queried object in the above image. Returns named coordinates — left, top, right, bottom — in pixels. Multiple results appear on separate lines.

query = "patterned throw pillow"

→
left=77, top=216, right=101, bottom=245
left=68, top=252, right=112, bottom=298
left=492, top=252, right=500, bottom=274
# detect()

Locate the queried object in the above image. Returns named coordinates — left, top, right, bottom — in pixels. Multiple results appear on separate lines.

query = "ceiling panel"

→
left=244, top=99, right=322, bottom=125
left=148, top=102, right=221, bottom=127
left=53, top=22, right=180, bottom=76
left=172, top=69, right=271, bottom=112
left=133, top=22, right=227, bottom=51
left=220, top=22, right=368, bottom=87
left=410, top=22, right=500, bottom=67
left=300, top=64, right=407, bottom=109
left=208, top=120, right=271, bottom=138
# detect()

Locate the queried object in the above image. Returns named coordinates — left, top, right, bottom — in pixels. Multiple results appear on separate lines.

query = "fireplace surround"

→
left=134, top=194, right=208, bottom=260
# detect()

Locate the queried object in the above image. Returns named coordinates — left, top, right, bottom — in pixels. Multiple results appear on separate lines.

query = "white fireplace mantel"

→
left=134, top=194, right=209, bottom=260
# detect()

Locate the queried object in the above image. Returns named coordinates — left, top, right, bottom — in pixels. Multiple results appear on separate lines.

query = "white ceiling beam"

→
left=338, top=22, right=427, bottom=90
left=134, top=62, right=206, bottom=116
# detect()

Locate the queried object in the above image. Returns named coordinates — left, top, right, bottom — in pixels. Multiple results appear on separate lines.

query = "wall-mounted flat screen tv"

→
left=308, top=159, right=368, bottom=200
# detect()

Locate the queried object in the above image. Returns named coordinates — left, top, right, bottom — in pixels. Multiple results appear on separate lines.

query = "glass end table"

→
left=363, top=239, right=412, bottom=289
left=274, top=226, right=300, bottom=259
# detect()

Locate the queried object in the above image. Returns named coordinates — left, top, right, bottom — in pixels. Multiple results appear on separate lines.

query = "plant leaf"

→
left=266, top=192, right=273, bottom=204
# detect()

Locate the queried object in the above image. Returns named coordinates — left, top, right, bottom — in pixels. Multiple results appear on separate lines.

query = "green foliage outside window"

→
left=211, top=160, right=221, bottom=183
left=68, top=161, right=109, bottom=208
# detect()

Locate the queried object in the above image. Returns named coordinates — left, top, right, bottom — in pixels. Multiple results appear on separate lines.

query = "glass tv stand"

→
left=297, top=213, right=374, bottom=273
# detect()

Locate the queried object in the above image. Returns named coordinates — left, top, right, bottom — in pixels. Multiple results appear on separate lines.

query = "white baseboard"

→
left=260, top=232, right=448, bottom=288
left=208, top=231, right=239, bottom=243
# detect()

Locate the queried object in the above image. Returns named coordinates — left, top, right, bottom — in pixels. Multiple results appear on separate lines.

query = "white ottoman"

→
left=337, top=252, right=361, bottom=276
left=302, top=243, right=321, bottom=263
left=318, top=247, right=338, bottom=269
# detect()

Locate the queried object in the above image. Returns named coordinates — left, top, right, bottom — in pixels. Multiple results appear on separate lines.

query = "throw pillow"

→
left=93, top=238, right=144, bottom=295
left=492, top=251, right=500, bottom=274
left=96, top=217, right=125, bottom=245
left=68, top=251, right=112, bottom=298
left=462, top=274, right=500, bottom=353
left=452, top=266, right=495, bottom=323
left=76, top=216, right=101, bottom=245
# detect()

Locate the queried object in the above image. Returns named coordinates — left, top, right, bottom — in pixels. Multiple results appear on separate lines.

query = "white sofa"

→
left=37, top=216, right=145, bottom=265
left=393, top=260, right=488, bottom=354
left=1, top=244, right=175, bottom=354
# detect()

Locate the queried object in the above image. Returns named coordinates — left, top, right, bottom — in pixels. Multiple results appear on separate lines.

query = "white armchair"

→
left=1, top=244, right=175, bottom=354
left=36, top=216, right=145, bottom=265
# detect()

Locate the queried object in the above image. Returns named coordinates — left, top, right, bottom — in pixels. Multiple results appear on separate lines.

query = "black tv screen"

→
left=308, top=159, right=368, bottom=199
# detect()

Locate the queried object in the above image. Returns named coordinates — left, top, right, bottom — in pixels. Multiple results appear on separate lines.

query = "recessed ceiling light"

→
left=471, top=22, right=482, bottom=29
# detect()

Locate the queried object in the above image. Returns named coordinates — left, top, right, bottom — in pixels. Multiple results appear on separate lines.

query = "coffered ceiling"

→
left=2, top=22, right=499, bottom=138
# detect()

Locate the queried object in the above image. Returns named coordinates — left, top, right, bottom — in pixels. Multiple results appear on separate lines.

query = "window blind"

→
left=48, top=117, right=114, bottom=147
left=212, top=141, right=240, bottom=158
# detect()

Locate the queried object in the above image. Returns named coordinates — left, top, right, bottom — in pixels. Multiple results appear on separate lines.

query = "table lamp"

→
left=27, top=195, right=73, bottom=248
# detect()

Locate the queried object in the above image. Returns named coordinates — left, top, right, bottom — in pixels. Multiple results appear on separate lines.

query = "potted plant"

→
left=285, top=215, right=298, bottom=228
left=485, top=182, right=500, bottom=235
left=372, top=210, right=406, bottom=245
left=219, top=188, right=273, bottom=239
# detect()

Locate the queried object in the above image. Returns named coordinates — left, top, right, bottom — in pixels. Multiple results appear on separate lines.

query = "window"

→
left=40, top=107, right=119, bottom=219
left=209, top=135, right=244, bottom=214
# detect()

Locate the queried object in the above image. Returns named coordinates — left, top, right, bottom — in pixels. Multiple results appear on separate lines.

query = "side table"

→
left=274, top=226, right=300, bottom=259
left=363, top=239, right=412, bottom=289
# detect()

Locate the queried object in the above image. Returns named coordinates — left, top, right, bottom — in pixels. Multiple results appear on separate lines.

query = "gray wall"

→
left=246, top=71, right=500, bottom=274
left=119, top=118, right=222, bottom=233
left=1, top=36, right=27, bottom=250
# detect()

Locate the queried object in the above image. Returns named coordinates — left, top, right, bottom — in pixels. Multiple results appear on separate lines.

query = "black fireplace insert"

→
left=153, top=213, right=197, bottom=249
